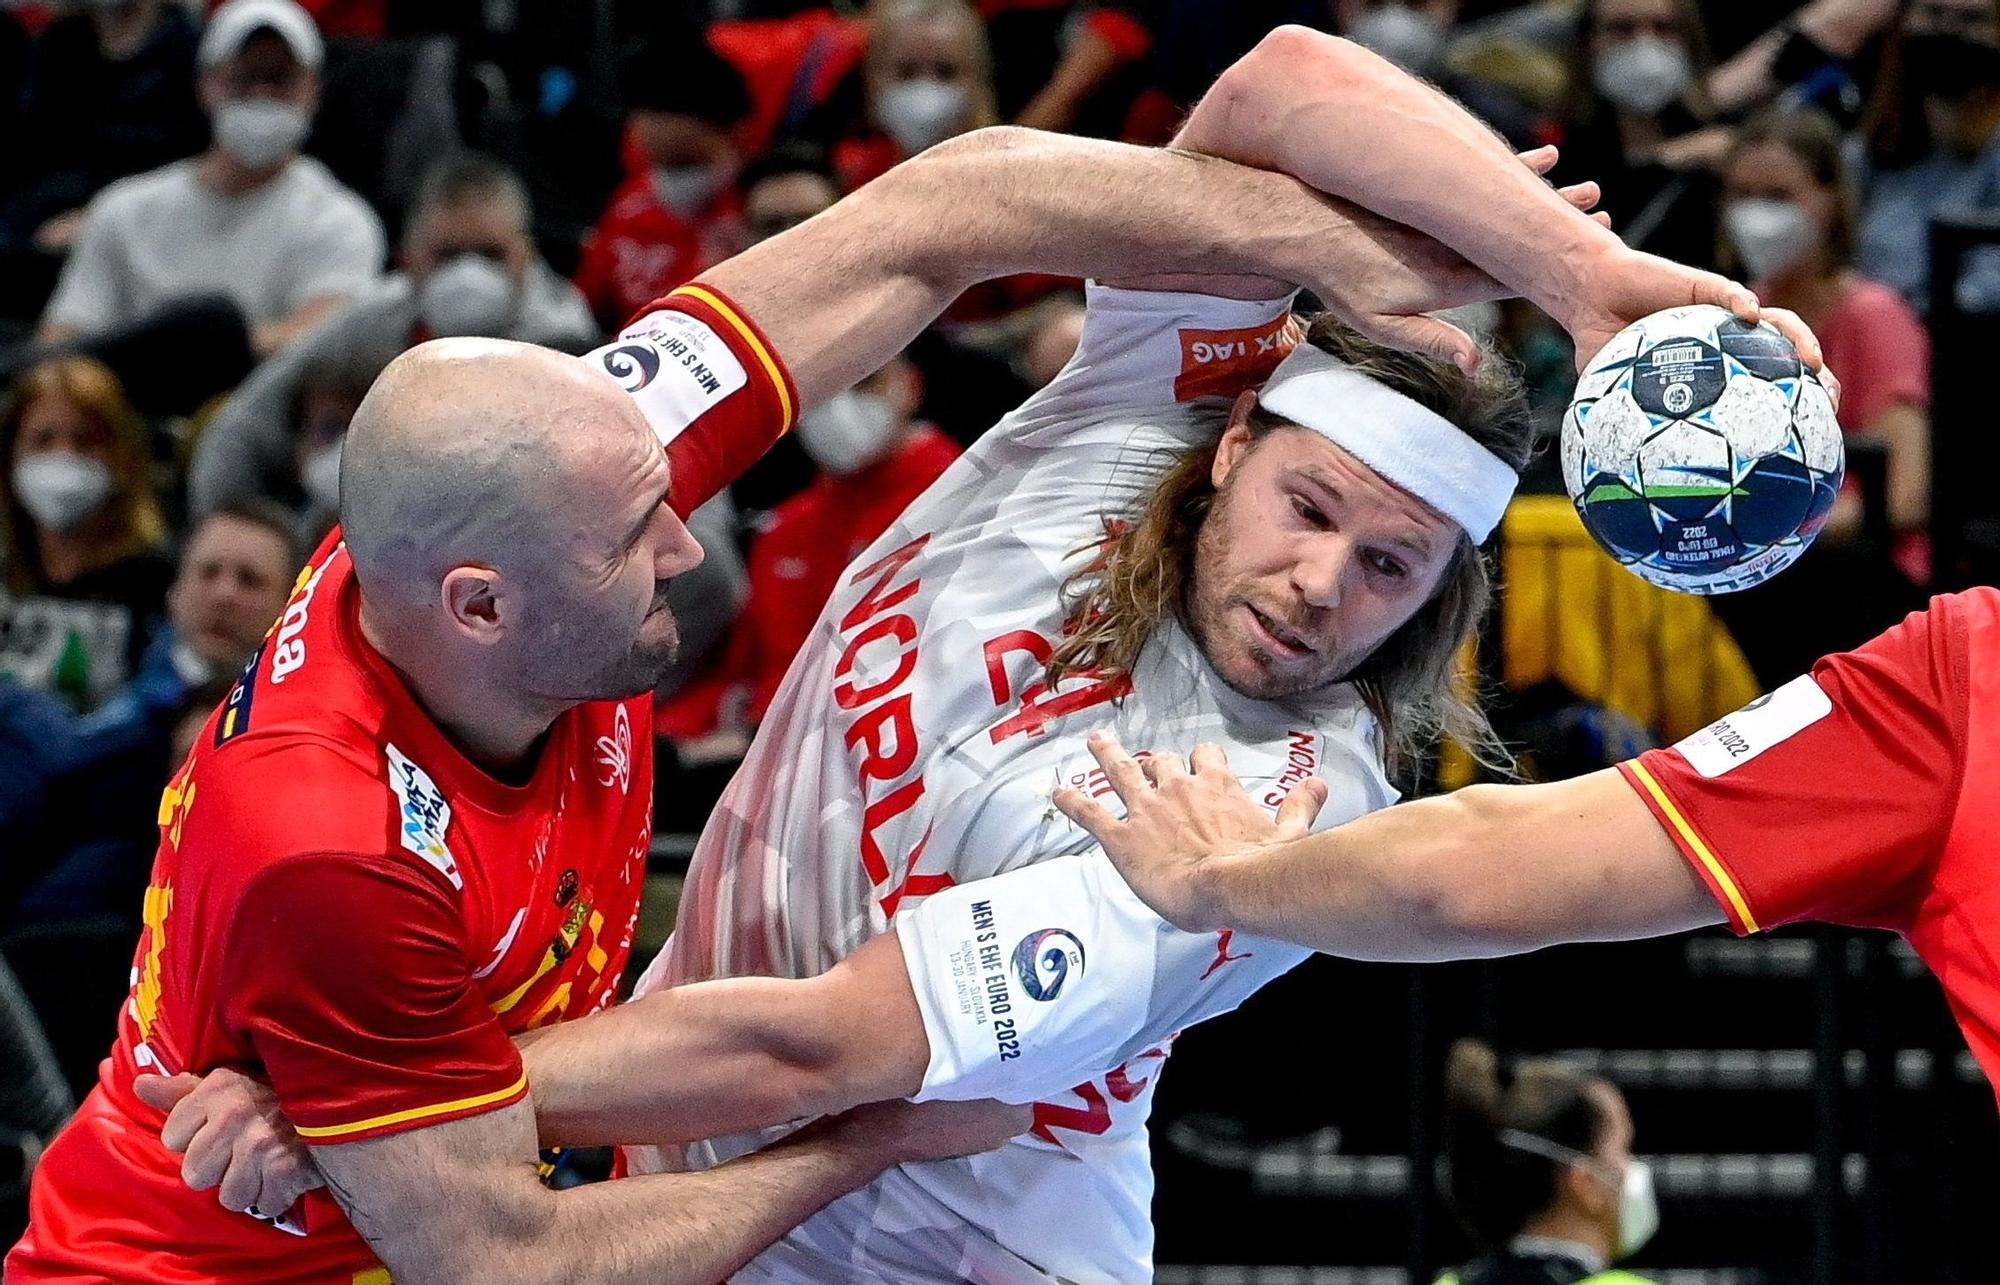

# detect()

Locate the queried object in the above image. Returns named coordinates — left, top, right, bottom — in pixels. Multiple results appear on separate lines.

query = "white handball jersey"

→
left=629, top=284, right=1400, bottom=1284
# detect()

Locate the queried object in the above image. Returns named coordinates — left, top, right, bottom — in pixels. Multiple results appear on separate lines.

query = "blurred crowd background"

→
left=0, top=0, right=1995, bottom=1277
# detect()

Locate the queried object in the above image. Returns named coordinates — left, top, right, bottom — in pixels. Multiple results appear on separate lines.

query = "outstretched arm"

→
left=1056, top=735, right=1722, bottom=961
left=294, top=1095, right=1019, bottom=1285
left=1167, top=26, right=1824, bottom=373
left=519, top=932, right=930, bottom=1148
left=139, top=932, right=938, bottom=1215
left=701, top=126, right=1403, bottom=408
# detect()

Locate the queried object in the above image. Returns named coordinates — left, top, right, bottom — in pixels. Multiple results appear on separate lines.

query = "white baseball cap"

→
left=199, top=0, right=324, bottom=72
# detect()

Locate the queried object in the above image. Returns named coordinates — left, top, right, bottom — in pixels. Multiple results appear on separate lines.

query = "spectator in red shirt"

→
left=836, top=0, right=1001, bottom=192
left=572, top=41, right=752, bottom=331
left=1720, top=106, right=1932, bottom=580
left=733, top=353, right=960, bottom=725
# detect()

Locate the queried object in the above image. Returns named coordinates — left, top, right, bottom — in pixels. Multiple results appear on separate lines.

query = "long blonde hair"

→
left=1045, top=316, right=1533, bottom=775
left=1, top=355, right=165, bottom=593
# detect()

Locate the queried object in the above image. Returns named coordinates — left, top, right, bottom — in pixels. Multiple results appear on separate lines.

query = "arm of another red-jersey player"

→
left=1061, top=745, right=1722, bottom=960
left=208, top=850, right=1024, bottom=1285
left=1057, top=596, right=1969, bottom=956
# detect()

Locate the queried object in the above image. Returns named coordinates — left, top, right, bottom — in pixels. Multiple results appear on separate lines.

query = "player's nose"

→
left=657, top=511, right=705, bottom=579
left=1292, top=535, right=1354, bottom=610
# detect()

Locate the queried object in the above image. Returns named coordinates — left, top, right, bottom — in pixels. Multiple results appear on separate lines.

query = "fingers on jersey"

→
left=1054, top=731, right=1149, bottom=838
left=1086, top=729, right=1152, bottom=798
left=149, top=1067, right=321, bottom=1214
left=1144, top=750, right=1189, bottom=785
left=1273, top=776, right=1331, bottom=839
left=135, top=1072, right=202, bottom=1131
left=1052, top=783, right=1122, bottom=841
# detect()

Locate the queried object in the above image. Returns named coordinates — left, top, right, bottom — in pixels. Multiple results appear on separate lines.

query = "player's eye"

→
left=1290, top=495, right=1331, bottom=530
left=1367, top=550, right=1409, bottom=581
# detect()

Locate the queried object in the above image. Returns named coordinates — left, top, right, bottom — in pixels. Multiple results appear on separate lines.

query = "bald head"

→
left=341, top=338, right=650, bottom=606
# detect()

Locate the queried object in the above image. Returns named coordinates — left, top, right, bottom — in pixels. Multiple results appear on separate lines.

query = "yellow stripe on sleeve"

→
left=293, top=1073, right=529, bottom=1140
left=669, top=285, right=795, bottom=431
left=1626, top=760, right=1761, bottom=934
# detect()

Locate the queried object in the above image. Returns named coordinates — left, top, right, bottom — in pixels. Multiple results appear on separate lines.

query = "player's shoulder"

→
left=1070, top=281, right=1300, bottom=398
left=987, top=283, right=1299, bottom=454
left=1851, top=590, right=1989, bottom=678
left=1927, top=588, right=2000, bottom=677
left=171, top=728, right=395, bottom=875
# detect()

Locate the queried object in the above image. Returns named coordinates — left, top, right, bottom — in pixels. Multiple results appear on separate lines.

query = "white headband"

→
left=1255, top=343, right=1517, bottom=543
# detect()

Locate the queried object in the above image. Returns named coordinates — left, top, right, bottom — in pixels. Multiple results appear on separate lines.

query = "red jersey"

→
left=9, top=284, right=798, bottom=1283
left=1618, top=589, right=2000, bottom=1089
left=663, top=424, right=961, bottom=735
left=574, top=174, right=744, bottom=330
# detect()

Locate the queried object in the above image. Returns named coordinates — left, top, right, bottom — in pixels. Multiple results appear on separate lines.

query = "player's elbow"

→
left=1399, top=785, right=1556, bottom=958
left=784, top=950, right=932, bottom=1116
left=1226, top=25, right=1375, bottom=101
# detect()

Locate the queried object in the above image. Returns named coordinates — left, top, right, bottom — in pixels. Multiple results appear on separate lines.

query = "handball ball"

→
left=1560, top=304, right=1843, bottom=595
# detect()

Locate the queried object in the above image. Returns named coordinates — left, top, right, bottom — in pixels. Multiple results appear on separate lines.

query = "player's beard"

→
left=595, top=583, right=682, bottom=699
left=532, top=582, right=681, bottom=706
left=1184, top=504, right=1353, bottom=703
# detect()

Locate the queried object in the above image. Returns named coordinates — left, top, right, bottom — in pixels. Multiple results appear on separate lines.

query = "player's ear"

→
left=1212, top=392, right=1260, bottom=488
left=440, top=566, right=506, bottom=644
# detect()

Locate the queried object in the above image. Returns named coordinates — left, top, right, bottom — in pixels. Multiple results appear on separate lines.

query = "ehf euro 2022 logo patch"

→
left=1012, top=929, right=1086, bottom=1002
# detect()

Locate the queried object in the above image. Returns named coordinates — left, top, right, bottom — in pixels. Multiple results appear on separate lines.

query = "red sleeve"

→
left=1617, top=596, right=1969, bottom=935
left=591, top=283, right=799, bottom=518
left=1833, top=283, right=1931, bottom=431
left=220, top=851, right=527, bottom=1145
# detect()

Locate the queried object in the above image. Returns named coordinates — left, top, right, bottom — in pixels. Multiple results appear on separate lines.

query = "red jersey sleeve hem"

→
left=642, top=283, right=800, bottom=435
left=293, top=1071, right=530, bottom=1145
left=1617, top=758, right=1764, bottom=936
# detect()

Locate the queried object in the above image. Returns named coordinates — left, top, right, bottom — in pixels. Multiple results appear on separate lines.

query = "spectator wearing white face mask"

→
left=1721, top=107, right=1932, bottom=582
left=658, top=353, right=959, bottom=743
left=35, top=0, right=384, bottom=363
left=0, top=356, right=170, bottom=715
left=572, top=30, right=752, bottom=332
left=186, top=151, right=597, bottom=522
left=1436, top=1040, right=1661, bottom=1285
left=836, top=0, right=1001, bottom=192
left=1545, top=0, right=1723, bottom=274
left=1333, top=0, right=1547, bottom=147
